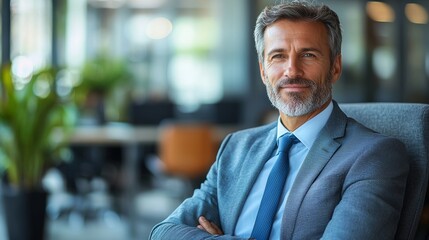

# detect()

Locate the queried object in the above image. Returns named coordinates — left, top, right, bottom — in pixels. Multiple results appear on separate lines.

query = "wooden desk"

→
left=69, top=124, right=239, bottom=145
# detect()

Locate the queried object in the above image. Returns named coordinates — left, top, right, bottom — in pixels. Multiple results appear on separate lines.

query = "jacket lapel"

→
left=281, top=102, right=347, bottom=238
left=224, top=123, right=278, bottom=234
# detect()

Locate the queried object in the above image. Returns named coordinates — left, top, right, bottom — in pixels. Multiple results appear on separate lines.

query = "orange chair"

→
left=158, top=122, right=217, bottom=181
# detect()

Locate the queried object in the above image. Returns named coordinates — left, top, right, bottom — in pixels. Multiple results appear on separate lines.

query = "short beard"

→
left=264, top=73, right=332, bottom=117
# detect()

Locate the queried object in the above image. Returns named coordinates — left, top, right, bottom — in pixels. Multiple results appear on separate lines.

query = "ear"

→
left=330, top=54, right=342, bottom=84
left=259, top=61, right=267, bottom=84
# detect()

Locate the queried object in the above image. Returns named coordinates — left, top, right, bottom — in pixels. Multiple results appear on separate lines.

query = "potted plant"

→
left=0, top=63, right=77, bottom=240
left=74, top=54, right=131, bottom=124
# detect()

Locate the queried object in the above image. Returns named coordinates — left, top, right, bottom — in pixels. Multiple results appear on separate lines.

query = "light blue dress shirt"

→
left=234, top=101, right=333, bottom=239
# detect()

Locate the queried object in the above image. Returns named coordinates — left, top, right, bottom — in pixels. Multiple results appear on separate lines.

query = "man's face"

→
left=260, top=19, right=342, bottom=117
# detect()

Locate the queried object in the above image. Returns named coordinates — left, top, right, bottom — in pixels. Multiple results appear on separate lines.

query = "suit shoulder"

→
left=218, top=122, right=276, bottom=152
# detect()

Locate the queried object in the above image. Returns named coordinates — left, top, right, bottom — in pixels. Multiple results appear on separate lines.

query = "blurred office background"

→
left=0, top=0, right=428, bottom=239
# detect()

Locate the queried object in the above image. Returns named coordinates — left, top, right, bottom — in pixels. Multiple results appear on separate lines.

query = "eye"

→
left=271, top=54, right=285, bottom=60
left=303, top=52, right=316, bottom=58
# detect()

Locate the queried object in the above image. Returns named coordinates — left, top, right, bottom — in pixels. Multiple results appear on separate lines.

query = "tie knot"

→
left=278, top=134, right=298, bottom=153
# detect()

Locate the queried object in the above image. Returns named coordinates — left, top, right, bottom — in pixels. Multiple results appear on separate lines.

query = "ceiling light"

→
left=146, top=17, right=173, bottom=40
left=366, top=1, right=395, bottom=23
left=405, top=3, right=428, bottom=24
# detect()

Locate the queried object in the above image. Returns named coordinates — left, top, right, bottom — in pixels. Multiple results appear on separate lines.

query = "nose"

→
left=284, top=56, right=303, bottom=79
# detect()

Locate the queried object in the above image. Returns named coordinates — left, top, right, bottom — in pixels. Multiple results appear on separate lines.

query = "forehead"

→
left=263, top=19, right=329, bottom=54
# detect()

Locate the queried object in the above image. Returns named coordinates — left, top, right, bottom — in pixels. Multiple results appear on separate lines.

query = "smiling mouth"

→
left=281, top=84, right=310, bottom=92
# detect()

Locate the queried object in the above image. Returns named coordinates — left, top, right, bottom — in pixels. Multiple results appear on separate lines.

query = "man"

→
left=150, top=1, right=409, bottom=239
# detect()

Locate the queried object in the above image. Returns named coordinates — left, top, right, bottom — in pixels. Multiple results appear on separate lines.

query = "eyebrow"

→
left=266, top=47, right=324, bottom=57
left=301, top=48, right=324, bottom=55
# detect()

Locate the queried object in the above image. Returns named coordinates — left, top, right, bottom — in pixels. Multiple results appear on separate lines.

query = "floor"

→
left=0, top=176, right=189, bottom=240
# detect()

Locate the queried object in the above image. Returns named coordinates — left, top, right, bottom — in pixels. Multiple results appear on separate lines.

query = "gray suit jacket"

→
left=150, top=102, right=409, bottom=240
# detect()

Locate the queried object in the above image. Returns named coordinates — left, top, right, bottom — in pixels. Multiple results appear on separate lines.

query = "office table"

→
left=68, top=124, right=238, bottom=144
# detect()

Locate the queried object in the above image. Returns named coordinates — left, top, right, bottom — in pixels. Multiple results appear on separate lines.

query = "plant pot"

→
left=1, top=185, right=48, bottom=240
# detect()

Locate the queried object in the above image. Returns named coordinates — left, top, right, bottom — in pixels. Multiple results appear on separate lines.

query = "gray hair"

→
left=254, top=0, right=342, bottom=64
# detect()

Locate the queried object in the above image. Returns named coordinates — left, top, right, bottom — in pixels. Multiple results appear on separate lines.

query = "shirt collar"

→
left=277, top=101, right=333, bottom=149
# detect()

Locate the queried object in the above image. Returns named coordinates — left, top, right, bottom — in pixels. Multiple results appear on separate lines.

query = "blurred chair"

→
left=339, top=102, right=429, bottom=240
left=212, top=99, right=243, bottom=124
left=147, top=122, right=217, bottom=196
left=136, top=122, right=218, bottom=224
left=128, top=100, right=175, bottom=126
left=159, top=122, right=216, bottom=180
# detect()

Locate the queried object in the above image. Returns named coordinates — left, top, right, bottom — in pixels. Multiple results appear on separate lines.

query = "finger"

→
left=198, top=216, right=215, bottom=234
left=198, top=216, right=211, bottom=230
left=198, top=216, right=223, bottom=235
left=211, top=222, right=223, bottom=234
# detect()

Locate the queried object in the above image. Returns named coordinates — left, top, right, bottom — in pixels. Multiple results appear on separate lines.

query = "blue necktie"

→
left=251, top=134, right=298, bottom=240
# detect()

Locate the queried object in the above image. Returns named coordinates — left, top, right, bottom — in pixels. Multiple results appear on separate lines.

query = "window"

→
left=83, top=0, right=249, bottom=113
left=11, top=0, right=51, bottom=70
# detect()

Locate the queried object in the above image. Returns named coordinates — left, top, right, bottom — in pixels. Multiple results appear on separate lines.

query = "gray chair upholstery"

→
left=339, top=102, right=429, bottom=240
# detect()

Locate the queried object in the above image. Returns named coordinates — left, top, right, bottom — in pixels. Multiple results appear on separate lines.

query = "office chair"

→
left=144, top=121, right=217, bottom=197
left=339, top=102, right=429, bottom=240
left=158, top=122, right=216, bottom=181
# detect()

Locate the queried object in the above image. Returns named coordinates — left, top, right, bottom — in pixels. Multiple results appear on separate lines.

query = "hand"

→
left=197, top=216, right=224, bottom=235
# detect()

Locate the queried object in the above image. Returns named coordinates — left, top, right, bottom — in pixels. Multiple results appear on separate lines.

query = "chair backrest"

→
left=159, top=122, right=217, bottom=179
left=339, top=102, right=429, bottom=239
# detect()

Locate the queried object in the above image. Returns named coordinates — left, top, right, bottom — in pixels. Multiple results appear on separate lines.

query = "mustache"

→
left=276, top=78, right=316, bottom=88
